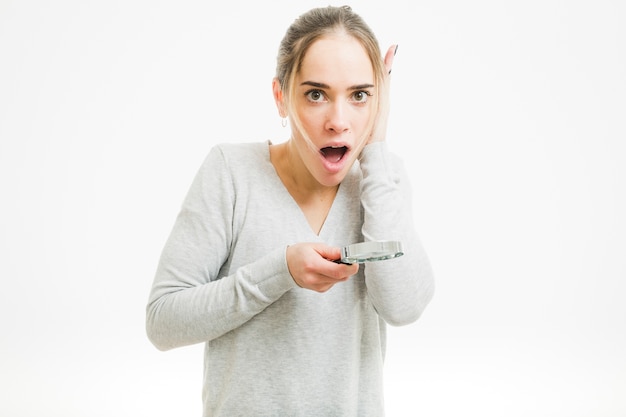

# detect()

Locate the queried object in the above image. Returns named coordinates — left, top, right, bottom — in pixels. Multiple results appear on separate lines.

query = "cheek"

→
left=352, top=110, right=373, bottom=138
left=298, top=112, right=316, bottom=129
left=295, top=110, right=323, bottom=142
left=354, top=134, right=369, bottom=155
left=298, top=105, right=323, bottom=122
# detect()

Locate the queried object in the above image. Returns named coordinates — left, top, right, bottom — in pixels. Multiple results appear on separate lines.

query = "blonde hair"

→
left=275, top=5, right=385, bottom=148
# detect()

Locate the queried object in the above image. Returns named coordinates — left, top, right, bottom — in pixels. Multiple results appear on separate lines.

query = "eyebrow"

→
left=300, top=81, right=375, bottom=90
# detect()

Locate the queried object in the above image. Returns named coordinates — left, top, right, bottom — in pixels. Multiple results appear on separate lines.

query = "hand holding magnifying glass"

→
left=333, top=240, right=404, bottom=264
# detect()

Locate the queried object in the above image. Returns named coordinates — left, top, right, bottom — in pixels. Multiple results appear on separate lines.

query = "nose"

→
left=325, top=101, right=350, bottom=133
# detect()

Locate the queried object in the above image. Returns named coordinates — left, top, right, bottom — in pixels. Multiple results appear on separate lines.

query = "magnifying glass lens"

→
left=338, top=241, right=403, bottom=264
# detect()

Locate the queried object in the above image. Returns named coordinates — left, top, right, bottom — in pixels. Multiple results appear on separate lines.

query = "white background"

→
left=1, top=0, right=624, bottom=416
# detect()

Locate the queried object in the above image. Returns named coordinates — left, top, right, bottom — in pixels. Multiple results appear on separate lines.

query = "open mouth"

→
left=320, top=146, right=348, bottom=163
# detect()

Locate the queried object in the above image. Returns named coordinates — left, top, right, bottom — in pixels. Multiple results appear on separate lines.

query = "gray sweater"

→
left=146, top=141, right=434, bottom=416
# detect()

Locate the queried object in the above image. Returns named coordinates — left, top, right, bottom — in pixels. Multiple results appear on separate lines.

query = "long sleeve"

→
left=145, top=141, right=432, bottom=415
left=145, top=146, right=298, bottom=351
left=359, top=142, right=435, bottom=326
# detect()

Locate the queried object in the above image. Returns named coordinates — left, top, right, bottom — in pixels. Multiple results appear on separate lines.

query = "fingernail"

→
left=394, top=44, right=399, bottom=56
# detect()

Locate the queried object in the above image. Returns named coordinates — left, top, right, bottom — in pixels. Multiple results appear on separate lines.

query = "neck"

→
left=271, top=140, right=338, bottom=200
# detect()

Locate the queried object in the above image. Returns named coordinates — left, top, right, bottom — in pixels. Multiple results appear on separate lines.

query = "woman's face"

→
left=291, top=33, right=375, bottom=187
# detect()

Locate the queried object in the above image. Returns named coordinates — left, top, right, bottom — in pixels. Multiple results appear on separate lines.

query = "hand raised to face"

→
left=368, top=44, right=397, bottom=144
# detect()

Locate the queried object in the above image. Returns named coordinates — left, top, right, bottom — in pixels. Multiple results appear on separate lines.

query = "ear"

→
left=272, top=78, right=287, bottom=118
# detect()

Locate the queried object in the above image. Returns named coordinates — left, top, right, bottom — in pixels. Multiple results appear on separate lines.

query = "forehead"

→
left=298, top=33, right=374, bottom=84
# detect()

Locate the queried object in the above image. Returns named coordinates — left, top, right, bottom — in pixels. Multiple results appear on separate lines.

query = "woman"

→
left=146, top=5, right=434, bottom=416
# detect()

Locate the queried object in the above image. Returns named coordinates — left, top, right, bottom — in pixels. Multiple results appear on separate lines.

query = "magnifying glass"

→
left=334, top=240, right=404, bottom=264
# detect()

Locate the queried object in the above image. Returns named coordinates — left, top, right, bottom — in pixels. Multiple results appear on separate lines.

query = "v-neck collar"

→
left=264, top=140, right=345, bottom=239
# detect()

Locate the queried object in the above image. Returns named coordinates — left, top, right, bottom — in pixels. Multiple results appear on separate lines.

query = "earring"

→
left=281, top=117, right=287, bottom=128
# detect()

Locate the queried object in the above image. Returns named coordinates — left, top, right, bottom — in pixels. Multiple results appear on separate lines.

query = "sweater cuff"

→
left=252, top=246, right=299, bottom=300
left=359, top=141, right=390, bottom=166
left=359, top=141, right=399, bottom=182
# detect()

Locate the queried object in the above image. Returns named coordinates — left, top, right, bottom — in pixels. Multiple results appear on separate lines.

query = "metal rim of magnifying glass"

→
left=340, top=240, right=404, bottom=264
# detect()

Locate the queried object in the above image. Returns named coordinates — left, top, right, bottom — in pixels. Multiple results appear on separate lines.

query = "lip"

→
left=318, top=142, right=351, bottom=174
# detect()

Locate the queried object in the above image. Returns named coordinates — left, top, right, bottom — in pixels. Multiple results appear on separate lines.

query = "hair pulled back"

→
left=275, top=5, right=385, bottom=124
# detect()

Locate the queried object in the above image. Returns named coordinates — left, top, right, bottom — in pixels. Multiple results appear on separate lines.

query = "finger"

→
left=384, top=44, right=397, bottom=75
left=315, top=245, right=342, bottom=263
left=322, top=262, right=359, bottom=280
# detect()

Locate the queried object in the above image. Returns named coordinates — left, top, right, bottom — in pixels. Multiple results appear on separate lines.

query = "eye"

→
left=305, top=89, right=326, bottom=103
left=351, top=90, right=372, bottom=103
